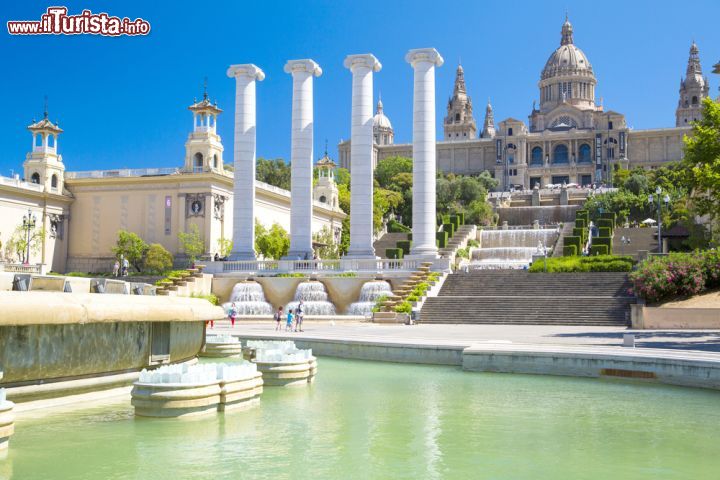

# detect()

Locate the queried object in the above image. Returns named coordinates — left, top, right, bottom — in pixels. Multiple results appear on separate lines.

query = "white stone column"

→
left=284, top=59, right=322, bottom=260
left=406, top=48, right=443, bottom=259
left=226, top=64, right=265, bottom=260
left=343, top=54, right=382, bottom=258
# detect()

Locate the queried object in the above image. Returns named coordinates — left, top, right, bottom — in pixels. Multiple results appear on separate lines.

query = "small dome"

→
left=373, top=99, right=392, bottom=130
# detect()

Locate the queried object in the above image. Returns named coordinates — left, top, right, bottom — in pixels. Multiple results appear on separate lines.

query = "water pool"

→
left=3, top=357, right=720, bottom=479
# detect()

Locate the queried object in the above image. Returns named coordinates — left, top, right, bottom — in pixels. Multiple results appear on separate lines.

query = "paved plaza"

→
left=211, top=321, right=720, bottom=353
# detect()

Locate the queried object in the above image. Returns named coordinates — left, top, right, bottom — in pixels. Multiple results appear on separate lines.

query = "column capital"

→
left=226, top=64, right=265, bottom=81
left=284, top=59, right=322, bottom=77
left=343, top=54, right=382, bottom=73
left=405, top=48, right=444, bottom=68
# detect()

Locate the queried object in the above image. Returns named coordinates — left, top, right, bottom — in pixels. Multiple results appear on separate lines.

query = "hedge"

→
left=598, top=227, right=612, bottom=238
left=563, top=245, right=578, bottom=256
left=436, top=231, right=448, bottom=249
left=385, top=248, right=403, bottom=259
left=598, top=218, right=614, bottom=231
left=576, top=210, right=590, bottom=224
left=442, top=222, right=455, bottom=238
left=457, top=212, right=465, bottom=225
left=396, top=240, right=412, bottom=255
left=529, top=254, right=634, bottom=273
left=564, top=236, right=581, bottom=254
left=575, top=218, right=587, bottom=229
left=407, top=233, right=412, bottom=241
left=593, top=236, right=613, bottom=252
left=590, top=244, right=609, bottom=256
left=388, top=219, right=411, bottom=233
left=450, top=215, right=460, bottom=229
left=572, top=227, right=587, bottom=241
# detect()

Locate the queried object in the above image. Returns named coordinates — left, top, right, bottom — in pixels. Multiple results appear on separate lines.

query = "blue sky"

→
left=1, top=0, right=718, bottom=176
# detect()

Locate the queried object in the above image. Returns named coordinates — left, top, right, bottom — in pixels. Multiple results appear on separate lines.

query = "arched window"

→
left=578, top=144, right=591, bottom=163
left=319, top=195, right=327, bottom=203
left=553, top=144, right=569, bottom=164
left=213, top=154, right=218, bottom=169
left=51, top=174, right=58, bottom=188
left=692, top=96, right=699, bottom=105
left=193, top=153, right=203, bottom=173
left=31, top=172, right=40, bottom=184
left=531, top=147, right=543, bottom=166
left=455, top=113, right=460, bottom=122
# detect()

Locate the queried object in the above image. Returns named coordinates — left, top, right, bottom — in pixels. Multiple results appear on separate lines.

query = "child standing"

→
left=228, top=302, right=238, bottom=327
left=274, top=306, right=284, bottom=331
left=286, top=309, right=294, bottom=332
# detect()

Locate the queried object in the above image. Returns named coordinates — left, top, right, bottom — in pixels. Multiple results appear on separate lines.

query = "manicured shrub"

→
left=590, top=244, right=609, bottom=256
left=396, top=240, right=412, bottom=255
left=436, top=231, right=448, bottom=249
left=450, top=215, right=460, bottom=230
left=563, top=245, right=578, bottom=256
left=385, top=248, right=403, bottom=259
left=598, top=218, right=614, bottom=231
left=576, top=210, right=590, bottom=225
left=443, top=222, right=455, bottom=238
left=457, top=212, right=465, bottom=225
left=598, top=227, right=612, bottom=238
left=388, top=219, right=411, bottom=233
left=575, top=218, right=587, bottom=229
left=593, top=236, right=613, bottom=252
left=394, top=301, right=412, bottom=314
left=565, top=236, right=581, bottom=253
left=529, top=254, right=634, bottom=273
left=572, top=227, right=587, bottom=241
left=407, top=233, right=412, bottom=241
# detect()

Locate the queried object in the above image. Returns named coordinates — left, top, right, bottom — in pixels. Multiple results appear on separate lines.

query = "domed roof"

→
left=373, top=99, right=392, bottom=130
left=541, top=16, right=595, bottom=81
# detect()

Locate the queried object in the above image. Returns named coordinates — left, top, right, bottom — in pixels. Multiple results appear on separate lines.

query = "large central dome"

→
left=537, top=16, right=597, bottom=113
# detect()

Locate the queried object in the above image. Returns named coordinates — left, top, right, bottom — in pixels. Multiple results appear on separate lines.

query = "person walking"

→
left=295, top=301, right=304, bottom=332
left=112, top=260, right=120, bottom=278
left=121, top=257, right=129, bottom=277
left=228, top=302, right=238, bottom=327
left=285, top=308, right=294, bottom=332
left=274, top=306, right=284, bottom=331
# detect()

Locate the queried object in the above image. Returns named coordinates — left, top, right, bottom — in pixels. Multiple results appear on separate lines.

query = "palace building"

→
left=338, top=17, right=711, bottom=190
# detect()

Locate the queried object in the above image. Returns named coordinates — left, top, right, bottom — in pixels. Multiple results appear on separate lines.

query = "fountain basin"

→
left=131, top=381, right=222, bottom=418
left=219, top=372, right=263, bottom=411
left=0, top=391, right=14, bottom=451
left=254, top=357, right=317, bottom=387
left=200, top=335, right=243, bottom=358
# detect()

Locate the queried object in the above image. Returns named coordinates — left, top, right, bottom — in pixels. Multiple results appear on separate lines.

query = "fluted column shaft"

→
left=344, top=54, right=382, bottom=258
left=284, top=59, right=322, bottom=260
left=227, top=64, right=264, bottom=260
left=406, top=48, right=443, bottom=258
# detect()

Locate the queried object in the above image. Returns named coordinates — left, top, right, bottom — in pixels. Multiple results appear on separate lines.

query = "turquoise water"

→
left=3, top=357, right=720, bottom=479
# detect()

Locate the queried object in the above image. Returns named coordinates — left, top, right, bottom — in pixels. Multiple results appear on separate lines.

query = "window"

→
left=508, top=127, right=513, bottom=136
left=553, top=144, right=569, bottom=164
left=692, top=96, right=699, bottom=105
left=51, top=174, right=58, bottom=188
left=549, top=115, right=577, bottom=128
left=47, top=135, right=55, bottom=148
left=213, top=154, right=218, bottom=169
left=455, top=113, right=460, bottom=122
left=319, top=195, right=327, bottom=203
left=531, top=147, right=543, bottom=166
left=608, top=121, right=613, bottom=130
left=578, top=144, right=592, bottom=163
left=193, top=153, right=203, bottom=173
left=31, top=172, right=40, bottom=184
left=150, top=322, right=171, bottom=364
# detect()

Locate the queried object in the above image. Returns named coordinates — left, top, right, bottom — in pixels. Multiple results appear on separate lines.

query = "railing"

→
left=0, top=175, right=45, bottom=192
left=66, top=168, right=180, bottom=179
left=0, top=263, right=43, bottom=274
left=212, top=258, right=432, bottom=274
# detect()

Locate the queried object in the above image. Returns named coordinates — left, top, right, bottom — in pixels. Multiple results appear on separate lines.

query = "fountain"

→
left=285, top=281, right=336, bottom=316
left=200, top=334, right=243, bottom=358
left=470, top=228, right=559, bottom=269
left=131, top=362, right=262, bottom=417
left=0, top=388, right=14, bottom=451
left=347, top=280, right=393, bottom=316
left=223, top=281, right=273, bottom=316
left=247, top=340, right=317, bottom=386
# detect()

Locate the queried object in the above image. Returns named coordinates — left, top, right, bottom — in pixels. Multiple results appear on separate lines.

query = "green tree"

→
left=4, top=224, right=45, bottom=263
left=256, top=158, right=291, bottom=190
left=144, top=243, right=173, bottom=274
left=217, top=237, right=233, bottom=258
left=335, top=167, right=351, bottom=187
left=375, top=156, right=413, bottom=188
left=312, top=226, right=340, bottom=259
left=373, top=187, right=403, bottom=232
left=177, top=224, right=205, bottom=264
left=112, top=230, right=149, bottom=272
left=255, top=221, right=290, bottom=259
left=682, top=97, right=720, bottom=220
left=624, top=173, right=649, bottom=195
left=465, top=199, right=494, bottom=226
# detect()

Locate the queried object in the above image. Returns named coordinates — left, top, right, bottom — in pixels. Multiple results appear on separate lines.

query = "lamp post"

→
left=620, top=235, right=630, bottom=256
left=648, top=186, right=670, bottom=253
left=22, top=209, right=37, bottom=264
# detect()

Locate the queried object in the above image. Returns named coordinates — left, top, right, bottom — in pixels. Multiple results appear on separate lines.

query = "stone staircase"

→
left=378, top=262, right=435, bottom=312
left=439, top=224, right=476, bottom=258
left=420, top=270, right=633, bottom=326
left=551, top=221, right=576, bottom=257
left=373, top=232, right=409, bottom=258
left=612, top=227, right=658, bottom=257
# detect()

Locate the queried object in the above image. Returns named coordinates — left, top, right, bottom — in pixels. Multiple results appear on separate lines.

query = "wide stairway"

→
left=421, top=270, right=634, bottom=326
left=612, top=227, right=658, bottom=258
left=373, top=232, right=409, bottom=256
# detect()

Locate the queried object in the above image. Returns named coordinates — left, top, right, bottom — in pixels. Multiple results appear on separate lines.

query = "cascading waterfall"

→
left=223, top=281, right=273, bottom=315
left=286, top=281, right=336, bottom=316
left=470, top=229, right=558, bottom=269
left=347, top=280, right=393, bottom=316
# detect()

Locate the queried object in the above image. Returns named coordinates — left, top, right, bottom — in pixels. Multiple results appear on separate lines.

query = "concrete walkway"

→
left=210, top=321, right=720, bottom=353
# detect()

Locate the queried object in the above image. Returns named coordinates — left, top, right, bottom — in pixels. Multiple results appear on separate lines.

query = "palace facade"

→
left=338, top=17, right=712, bottom=190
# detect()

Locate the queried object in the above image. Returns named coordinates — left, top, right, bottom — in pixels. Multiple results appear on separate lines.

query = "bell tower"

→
left=184, top=80, right=224, bottom=173
left=24, top=100, right=65, bottom=193
left=443, top=64, right=477, bottom=141
left=313, top=144, right=339, bottom=211
left=676, top=41, right=710, bottom=127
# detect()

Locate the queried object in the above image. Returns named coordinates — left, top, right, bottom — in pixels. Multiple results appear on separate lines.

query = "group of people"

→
left=274, top=301, right=305, bottom=332
left=112, top=256, right=130, bottom=277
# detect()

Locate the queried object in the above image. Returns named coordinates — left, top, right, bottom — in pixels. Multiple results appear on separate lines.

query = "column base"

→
left=228, top=251, right=257, bottom=261
left=344, top=247, right=378, bottom=259
left=406, top=249, right=438, bottom=261
left=282, top=251, right=314, bottom=261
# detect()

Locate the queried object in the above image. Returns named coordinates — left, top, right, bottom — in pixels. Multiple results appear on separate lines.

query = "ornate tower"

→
left=24, top=103, right=65, bottom=193
left=676, top=41, right=710, bottom=127
left=480, top=99, right=496, bottom=138
left=372, top=98, right=394, bottom=145
left=313, top=144, right=339, bottom=210
left=184, top=83, right=224, bottom=173
left=443, top=64, right=477, bottom=141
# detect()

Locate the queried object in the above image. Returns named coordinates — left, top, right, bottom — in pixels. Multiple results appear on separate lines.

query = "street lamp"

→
left=22, top=209, right=37, bottom=264
left=620, top=235, right=631, bottom=256
left=648, top=186, right=670, bottom=253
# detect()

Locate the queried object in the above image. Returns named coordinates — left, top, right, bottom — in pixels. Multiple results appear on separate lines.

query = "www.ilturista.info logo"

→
left=7, top=7, right=150, bottom=36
